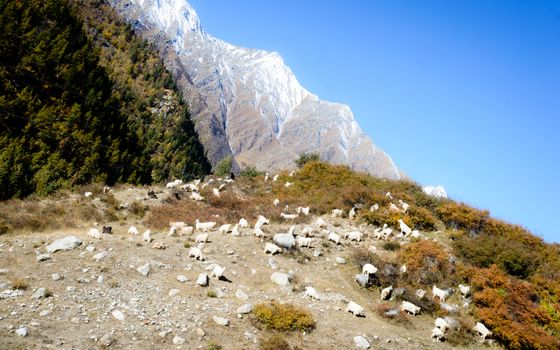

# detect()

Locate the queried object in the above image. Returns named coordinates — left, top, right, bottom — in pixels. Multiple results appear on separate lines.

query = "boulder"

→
left=354, top=335, right=370, bottom=349
left=270, top=272, right=290, bottom=286
left=46, top=236, right=82, bottom=253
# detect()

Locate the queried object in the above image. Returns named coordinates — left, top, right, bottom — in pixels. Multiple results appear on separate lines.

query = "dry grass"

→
left=259, top=333, right=292, bottom=350
left=10, top=277, right=29, bottom=290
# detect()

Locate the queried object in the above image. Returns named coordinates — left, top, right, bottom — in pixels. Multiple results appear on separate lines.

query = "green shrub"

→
left=406, top=206, right=437, bottom=231
left=240, top=166, right=264, bottom=178
left=294, top=152, right=320, bottom=168
left=253, top=302, right=315, bottom=332
left=215, top=156, right=233, bottom=177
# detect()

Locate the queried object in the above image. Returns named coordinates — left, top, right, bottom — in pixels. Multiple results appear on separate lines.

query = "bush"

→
left=10, top=277, right=28, bottom=290
left=240, top=166, right=264, bottom=178
left=207, top=290, right=217, bottom=298
left=205, top=341, right=222, bottom=350
left=382, top=241, right=401, bottom=251
left=436, top=202, right=489, bottom=234
left=399, top=240, right=452, bottom=286
left=215, top=156, right=233, bottom=177
left=294, top=152, right=320, bottom=168
left=253, top=302, right=315, bottom=332
left=259, top=334, right=291, bottom=350
left=375, top=303, right=410, bottom=325
left=406, top=206, right=437, bottom=231
left=129, top=201, right=147, bottom=217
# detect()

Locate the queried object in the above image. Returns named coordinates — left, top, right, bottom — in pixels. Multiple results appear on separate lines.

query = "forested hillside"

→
left=0, top=0, right=210, bottom=200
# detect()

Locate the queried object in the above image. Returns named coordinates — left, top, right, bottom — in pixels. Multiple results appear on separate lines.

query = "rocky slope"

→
left=106, top=0, right=400, bottom=178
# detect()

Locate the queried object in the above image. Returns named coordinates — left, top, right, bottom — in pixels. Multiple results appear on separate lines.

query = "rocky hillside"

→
left=1, top=161, right=558, bottom=349
left=106, top=0, right=401, bottom=179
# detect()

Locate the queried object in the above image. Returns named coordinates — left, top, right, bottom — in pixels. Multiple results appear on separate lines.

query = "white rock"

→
left=39, top=309, right=51, bottom=317
left=136, top=263, right=150, bottom=277
left=16, top=326, right=28, bottom=337
left=335, top=257, right=346, bottom=264
left=169, top=289, right=180, bottom=297
left=85, top=245, right=95, bottom=253
left=354, top=335, right=370, bottom=349
left=97, top=275, right=104, bottom=284
left=236, top=304, right=252, bottom=314
left=212, top=316, right=229, bottom=326
left=111, top=310, right=125, bottom=321
left=422, top=185, right=447, bottom=199
left=66, top=286, right=76, bottom=292
left=36, top=254, right=51, bottom=262
left=270, top=272, right=290, bottom=286
left=176, top=275, right=188, bottom=283
left=93, top=251, right=108, bottom=262
left=235, top=289, right=249, bottom=301
left=172, top=336, right=185, bottom=345
left=32, top=287, right=47, bottom=299
left=46, top=236, right=82, bottom=253
left=196, top=273, right=209, bottom=287
left=51, top=273, right=61, bottom=281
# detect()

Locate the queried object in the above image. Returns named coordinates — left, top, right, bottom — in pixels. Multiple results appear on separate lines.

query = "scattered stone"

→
left=111, top=310, right=125, bottom=321
left=36, top=254, right=51, bottom=262
left=97, top=275, right=104, bottom=284
left=172, top=336, right=185, bottom=345
left=313, top=249, right=322, bottom=257
left=1, top=289, right=23, bottom=299
left=236, top=304, right=252, bottom=314
left=212, top=316, right=229, bottom=326
left=168, top=289, right=180, bottom=297
left=176, top=275, right=188, bottom=283
left=39, top=310, right=51, bottom=317
left=16, top=326, right=28, bottom=337
left=226, top=249, right=234, bottom=255
left=354, top=335, right=370, bottom=349
left=384, top=309, right=400, bottom=317
left=85, top=245, right=95, bottom=253
left=46, top=236, right=82, bottom=253
left=268, top=258, right=277, bottom=269
left=196, top=328, right=206, bottom=337
left=214, top=288, right=226, bottom=298
left=335, top=257, right=346, bottom=264
left=0, top=268, right=9, bottom=274
left=52, top=273, right=62, bottom=281
left=136, top=263, right=150, bottom=277
left=99, top=333, right=114, bottom=347
left=66, top=286, right=76, bottom=292
left=93, top=251, right=108, bottom=262
left=270, top=272, right=290, bottom=286
left=32, top=287, right=47, bottom=299
left=196, top=273, right=209, bottom=287
left=235, top=289, right=249, bottom=301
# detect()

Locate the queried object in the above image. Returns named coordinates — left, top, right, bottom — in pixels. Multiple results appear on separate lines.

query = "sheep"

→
left=255, top=215, right=270, bottom=227
left=435, top=317, right=450, bottom=332
left=474, top=322, right=492, bottom=339
left=180, top=183, right=199, bottom=192
left=218, top=183, right=226, bottom=191
left=401, top=301, right=421, bottom=315
left=254, top=227, right=265, bottom=237
left=416, top=289, right=426, bottom=299
left=143, top=229, right=152, bottom=242
left=273, top=233, right=296, bottom=249
left=264, top=242, right=282, bottom=255
left=239, top=218, right=249, bottom=228
left=331, top=208, right=343, bottom=217
left=280, top=212, right=298, bottom=220
left=128, top=226, right=139, bottom=235
left=362, top=263, right=377, bottom=276
left=84, top=191, right=93, bottom=198
left=210, top=265, right=226, bottom=279
left=195, top=219, right=216, bottom=232
left=398, top=219, right=412, bottom=237
left=369, top=203, right=379, bottom=212
left=345, top=231, right=363, bottom=242
left=296, top=236, right=314, bottom=248
left=88, top=228, right=101, bottom=240
left=400, top=264, right=407, bottom=274
left=315, top=218, right=327, bottom=229
left=264, top=173, right=269, bottom=182
left=212, top=188, right=220, bottom=197
left=103, top=186, right=110, bottom=194
left=231, top=224, right=240, bottom=237
left=170, top=221, right=187, bottom=229
left=188, top=245, right=204, bottom=261
left=346, top=301, right=365, bottom=317
left=195, top=233, right=209, bottom=243
left=411, top=229, right=421, bottom=238
left=287, top=225, right=296, bottom=236
left=168, top=226, right=178, bottom=237
left=296, top=207, right=310, bottom=215
left=349, top=207, right=356, bottom=220
left=382, top=226, right=393, bottom=240
left=190, top=192, right=204, bottom=201
left=399, top=200, right=410, bottom=212
left=179, top=226, right=194, bottom=235
left=385, top=191, right=393, bottom=199
left=432, top=285, right=451, bottom=302
left=458, top=284, right=471, bottom=298
left=328, top=232, right=341, bottom=245
left=284, top=182, right=293, bottom=188
left=431, top=327, right=445, bottom=341
left=389, top=203, right=402, bottom=212
left=166, top=179, right=182, bottom=189
left=273, top=198, right=280, bottom=207
left=272, top=174, right=279, bottom=182
left=373, top=227, right=384, bottom=240
left=219, top=224, right=231, bottom=235
left=300, top=226, right=313, bottom=237
left=304, top=286, right=320, bottom=300
left=381, top=286, right=393, bottom=300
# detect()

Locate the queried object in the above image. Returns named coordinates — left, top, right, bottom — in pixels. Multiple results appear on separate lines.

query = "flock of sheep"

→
left=83, top=172, right=492, bottom=344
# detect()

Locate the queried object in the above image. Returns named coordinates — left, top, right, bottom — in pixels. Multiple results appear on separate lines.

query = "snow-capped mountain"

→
left=108, top=0, right=401, bottom=178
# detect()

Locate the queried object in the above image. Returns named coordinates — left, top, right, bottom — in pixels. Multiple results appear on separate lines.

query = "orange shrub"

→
left=399, top=240, right=452, bottom=286
left=436, top=201, right=489, bottom=233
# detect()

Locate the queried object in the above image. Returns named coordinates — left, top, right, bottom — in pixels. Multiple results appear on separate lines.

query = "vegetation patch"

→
left=252, top=302, right=315, bottom=332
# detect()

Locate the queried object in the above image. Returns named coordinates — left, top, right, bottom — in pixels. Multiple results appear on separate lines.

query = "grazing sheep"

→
left=381, top=286, right=393, bottom=300
left=179, top=226, right=194, bottom=235
left=210, top=265, right=226, bottom=279
left=369, top=203, right=379, bottom=211
left=212, top=188, right=220, bottom=197
left=188, top=245, right=204, bottom=261
left=474, top=322, right=492, bottom=339
left=84, top=191, right=93, bottom=198
left=331, top=208, right=344, bottom=217
left=432, top=285, right=451, bottom=302
left=458, top=284, right=471, bottom=298
left=219, top=224, right=232, bottom=235
left=255, top=215, right=270, bottom=227
left=345, top=231, right=363, bottom=242
left=296, top=207, right=310, bottom=215
left=296, top=236, right=314, bottom=248
left=399, top=200, right=410, bottom=212
left=300, top=227, right=313, bottom=237
left=218, top=183, right=226, bottom=191
left=431, top=327, right=445, bottom=341
left=289, top=170, right=295, bottom=177
left=195, top=219, right=216, bottom=232
left=128, top=226, right=139, bottom=235
left=287, top=225, right=296, bottom=236
left=195, top=233, right=209, bottom=243
left=304, top=286, right=320, bottom=300
left=315, top=218, right=327, bottom=229
left=385, top=191, right=393, bottom=199
left=398, top=219, right=412, bottom=237
left=416, top=289, right=426, bottom=299
left=264, top=242, right=282, bottom=255
left=239, top=218, right=249, bottom=228
left=373, top=227, right=383, bottom=240
left=103, top=186, right=110, bottom=193
left=346, top=301, right=365, bottom=317
left=273, top=233, right=296, bottom=249
left=389, top=203, right=402, bottom=212
left=411, top=230, right=421, bottom=238
left=280, top=212, right=298, bottom=220
left=168, top=226, right=178, bottom=237
left=328, top=232, right=341, bottom=245
left=400, top=264, right=407, bottom=274
left=254, top=227, right=265, bottom=238
left=88, top=228, right=101, bottom=240
left=231, top=224, right=240, bottom=237
left=180, top=183, right=199, bottom=192
left=284, top=182, right=293, bottom=188
left=143, top=229, right=152, bottom=242
left=362, top=263, right=378, bottom=276
left=170, top=221, right=187, bottom=229
left=190, top=192, right=204, bottom=201
left=435, top=317, right=450, bottom=332
left=273, top=198, right=280, bottom=207
left=264, top=173, right=269, bottom=182
left=401, top=301, right=421, bottom=315
left=272, top=174, right=279, bottom=182
left=349, top=207, right=356, bottom=220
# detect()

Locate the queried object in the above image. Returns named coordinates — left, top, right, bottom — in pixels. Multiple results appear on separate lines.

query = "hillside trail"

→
left=0, top=184, right=499, bottom=349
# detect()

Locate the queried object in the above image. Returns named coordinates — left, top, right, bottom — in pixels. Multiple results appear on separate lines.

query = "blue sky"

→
left=189, top=0, right=560, bottom=242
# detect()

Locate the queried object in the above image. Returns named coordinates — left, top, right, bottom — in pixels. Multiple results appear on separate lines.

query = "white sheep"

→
left=212, top=188, right=220, bottom=197
left=382, top=226, right=393, bottom=240
left=273, top=198, right=280, bottom=207
left=315, top=218, right=327, bottom=229
left=300, top=226, right=313, bottom=237
left=195, top=219, right=216, bottom=232
left=373, top=227, right=384, bottom=240
left=385, top=191, right=393, bottom=199
left=264, top=242, right=282, bottom=255
left=166, top=179, right=182, bottom=189
left=328, top=232, right=341, bottom=245
left=296, top=207, right=310, bottom=215
left=389, top=203, right=402, bottom=212
left=349, top=207, right=356, bottom=220
left=255, top=215, right=270, bottom=227
left=219, top=224, right=231, bottom=235
left=431, top=327, right=445, bottom=341
left=188, top=245, right=204, bottom=261
left=401, top=301, right=421, bottom=315
left=179, top=226, right=194, bottom=235
left=474, top=322, right=492, bottom=339
left=195, top=233, right=209, bottom=243
left=264, top=173, right=269, bottom=182
left=128, top=226, right=139, bottom=235
left=411, top=229, right=421, bottom=238
left=88, top=228, right=101, bottom=240
left=304, top=286, right=320, bottom=300
left=170, top=221, right=187, bottom=229
left=458, top=284, right=471, bottom=298
left=399, top=200, right=410, bottom=212
left=381, top=286, right=393, bottom=300
left=272, top=174, right=279, bottom=182
left=190, top=192, right=204, bottom=201
left=284, top=182, right=293, bottom=188
left=435, top=317, right=450, bottom=332
left=143, top=229, right=152, bottom=242
left=296, top=236, right=314, bottom=248
left=218, top=183, right=226, bottom=191
left=280, top=212, right=298, bottom=220
left=398, top=219, right=412, bottom=237
left=416, top=289, right=427, bottom=299
left=362, top=263, right=377, bottom=275
left=273, top=233, right=296, bottom=249
left=254, top=227, right=265, bottom=238
left=231, top=224, right=240, bottom=237
left=287, top=225, right=296, bottom=236
left=345, top=231, right=363, bottom=242
left=168, top=226, right=177, bottom=237
left=239, top=218, right=249, bottom=228
left=369, top=203, right=379, bottom=211
left=84, top=191, right=93, bottom=198
left=400, top=264, right=407, bottom=273
left=210, top=265, right=226, bottom=279
left=346, top=301, right=365, bottom=317
left=331, top=208, right=343, bottom=217
left=432, top=285, right=451, bottom=302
